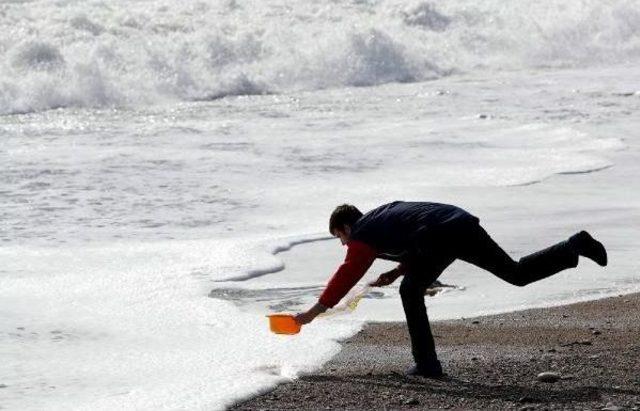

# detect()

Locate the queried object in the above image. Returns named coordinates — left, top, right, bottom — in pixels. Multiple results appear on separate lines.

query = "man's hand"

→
left=294, top=310, right=316, bottom=325
left=294, top=302, right=328, bottom=325
left=370, top=268, right=402, bottom=287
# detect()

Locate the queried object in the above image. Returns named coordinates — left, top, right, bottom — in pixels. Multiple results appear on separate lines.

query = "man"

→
left=294, top=201, right=607, bottom=377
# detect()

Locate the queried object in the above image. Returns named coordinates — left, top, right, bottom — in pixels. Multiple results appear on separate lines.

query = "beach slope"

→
left=233, top=293, right=640, bottom=410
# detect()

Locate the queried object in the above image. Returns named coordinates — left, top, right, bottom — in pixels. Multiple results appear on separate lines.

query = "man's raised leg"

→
left=457, top=223, right=606, bottom=286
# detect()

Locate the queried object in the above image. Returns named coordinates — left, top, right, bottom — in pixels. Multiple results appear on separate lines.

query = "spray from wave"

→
left=1, top=0, right=639, bottom=114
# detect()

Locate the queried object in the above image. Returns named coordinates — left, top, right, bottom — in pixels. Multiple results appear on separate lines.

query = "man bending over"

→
left=294, top=201, right=607, bottom=377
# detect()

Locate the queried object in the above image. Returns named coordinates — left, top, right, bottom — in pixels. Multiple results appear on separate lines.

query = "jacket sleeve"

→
left=318, top=240, right=377, bottom=308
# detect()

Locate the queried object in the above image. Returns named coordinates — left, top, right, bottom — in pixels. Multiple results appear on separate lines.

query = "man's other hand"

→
left=370, top=269, right=401, bottom=287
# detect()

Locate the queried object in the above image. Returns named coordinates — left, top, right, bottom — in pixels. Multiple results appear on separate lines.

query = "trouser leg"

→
left=458, top=224, right=579, bottom=286
left=400, top=255, right=454, bottom=366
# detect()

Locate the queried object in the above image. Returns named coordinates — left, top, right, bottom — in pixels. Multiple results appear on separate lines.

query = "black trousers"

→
left=400, top=221, right=579, bottom=366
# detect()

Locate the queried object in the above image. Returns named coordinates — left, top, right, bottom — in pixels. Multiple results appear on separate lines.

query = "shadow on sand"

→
left=300, top=373, right=639, bottom=405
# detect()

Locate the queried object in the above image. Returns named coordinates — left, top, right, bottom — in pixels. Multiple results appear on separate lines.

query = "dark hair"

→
left=329, top=204, right=362, bottom=235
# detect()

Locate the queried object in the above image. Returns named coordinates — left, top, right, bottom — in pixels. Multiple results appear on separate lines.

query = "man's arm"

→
left=294, top=240, right=376, bottom=325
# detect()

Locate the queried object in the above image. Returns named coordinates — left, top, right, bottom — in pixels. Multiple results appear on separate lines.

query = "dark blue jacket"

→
left=349, top=201, right=478, bottom=261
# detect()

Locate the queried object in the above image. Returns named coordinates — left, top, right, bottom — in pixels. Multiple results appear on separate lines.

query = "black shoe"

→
left=569, top=231, right=607, bottom=266
left=405, top=361, right=444, bottom=378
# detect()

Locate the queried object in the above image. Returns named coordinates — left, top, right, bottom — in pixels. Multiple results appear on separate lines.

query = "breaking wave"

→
left=1, top=0, right=639, bottom=114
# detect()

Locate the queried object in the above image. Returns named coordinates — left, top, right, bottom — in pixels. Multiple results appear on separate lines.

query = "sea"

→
left=1, top=0, right=640, bottom=409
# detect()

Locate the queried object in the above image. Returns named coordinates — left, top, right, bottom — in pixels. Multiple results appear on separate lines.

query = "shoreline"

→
left=232, top=292, right=640, bottom=410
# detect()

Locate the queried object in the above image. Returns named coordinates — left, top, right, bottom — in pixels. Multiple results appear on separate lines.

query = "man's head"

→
left=329, top=204, right=362, bottom=245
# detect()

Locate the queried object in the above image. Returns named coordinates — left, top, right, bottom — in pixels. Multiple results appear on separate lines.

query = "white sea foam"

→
left=0, top=239, right=360, bottom=410
left=1, top=0, right=640, bottom=113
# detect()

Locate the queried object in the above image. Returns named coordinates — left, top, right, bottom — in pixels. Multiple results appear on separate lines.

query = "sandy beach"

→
left=233, top=293, right=640, bottom=410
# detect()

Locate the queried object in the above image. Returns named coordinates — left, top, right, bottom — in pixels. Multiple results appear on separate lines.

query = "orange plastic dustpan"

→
left=267, top=314, right=301, bottom=335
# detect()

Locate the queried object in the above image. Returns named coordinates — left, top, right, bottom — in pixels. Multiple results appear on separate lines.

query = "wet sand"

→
left=232, top=293, right=640, bottom=410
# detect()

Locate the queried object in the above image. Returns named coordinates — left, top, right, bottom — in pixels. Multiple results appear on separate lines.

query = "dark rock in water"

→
left=365, top=290, right=385, bottom=299
left=613, top=91, right=636, bottom=97
left=536, top=371, right=560, bottom=383
left=472, top=320, right=480, bottom=324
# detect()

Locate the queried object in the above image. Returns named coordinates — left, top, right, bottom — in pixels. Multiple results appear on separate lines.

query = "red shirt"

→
left=318, top=240, right=377, bottom=308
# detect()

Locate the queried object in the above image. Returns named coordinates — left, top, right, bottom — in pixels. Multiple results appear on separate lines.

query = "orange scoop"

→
left=267, top=314, right=301, bottom=335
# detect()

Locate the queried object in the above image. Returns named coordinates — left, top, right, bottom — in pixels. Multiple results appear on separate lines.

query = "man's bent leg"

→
left=399, top=256, right=454, bottom=376
left=458, top=224, right=579, bottom=286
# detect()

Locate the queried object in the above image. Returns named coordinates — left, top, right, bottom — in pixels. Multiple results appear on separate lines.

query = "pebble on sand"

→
left=403, top=398, right=419, bottom=405
left=536, top=371, right=561, bottom=383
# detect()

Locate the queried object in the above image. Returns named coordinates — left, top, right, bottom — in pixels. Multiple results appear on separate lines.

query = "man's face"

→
left=332, top=225, right=351, bottom=245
